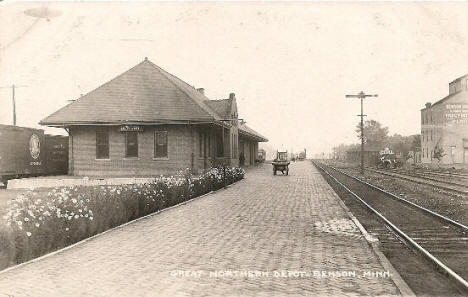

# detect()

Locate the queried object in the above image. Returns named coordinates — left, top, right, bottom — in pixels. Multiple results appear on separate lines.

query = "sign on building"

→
left=120, top=125, right=143, bottom=132
left=445, top=104, right=468, bottom=125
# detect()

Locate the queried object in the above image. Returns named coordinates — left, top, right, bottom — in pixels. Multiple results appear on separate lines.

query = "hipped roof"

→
left=40, top=58, right=268, bottom=142
left=40, top=59, right=221, bottom=125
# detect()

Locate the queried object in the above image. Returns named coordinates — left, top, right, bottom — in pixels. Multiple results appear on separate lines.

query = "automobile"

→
left=377, top=148, right=402, bottom=169
left=272, top=150, right=290, bottom=175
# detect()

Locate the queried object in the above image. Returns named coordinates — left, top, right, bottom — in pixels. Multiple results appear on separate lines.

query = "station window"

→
left=154, top=131, right=168, bottom=158
left=125, top=132, right=138, bottom=158
left=96, top=129, right=109, bottom=159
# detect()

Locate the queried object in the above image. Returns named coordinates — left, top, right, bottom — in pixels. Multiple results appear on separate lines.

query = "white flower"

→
left=35, top=223, right=40, bottom=227
left=24, top=217, right=30, bottom=222
left=65, top=227, right=69, bottom=231
left=26, top=232, right=32, bottom=237
left=74, top=215, right=79, bottom=219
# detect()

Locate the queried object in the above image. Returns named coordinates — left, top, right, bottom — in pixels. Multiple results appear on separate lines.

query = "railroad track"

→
left=388, top=168, right=468, bottom=185
left=313, top=161, right=468, bottom=295
left=364, top=167, right=468, bottom=196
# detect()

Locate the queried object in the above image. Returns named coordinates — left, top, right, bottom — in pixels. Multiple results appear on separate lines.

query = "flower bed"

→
left=0, top=167, right=244, bottom=270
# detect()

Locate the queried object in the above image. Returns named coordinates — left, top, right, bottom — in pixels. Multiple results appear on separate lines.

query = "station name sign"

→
left=120, top=125, right=143, bottom=132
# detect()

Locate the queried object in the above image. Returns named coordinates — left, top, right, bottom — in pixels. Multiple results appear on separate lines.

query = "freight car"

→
left=0, top=124, right=68, bottom=185
left=257, top=149, right=266, bottom=162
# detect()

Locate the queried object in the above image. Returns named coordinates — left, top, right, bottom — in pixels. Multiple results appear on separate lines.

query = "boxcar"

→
left=257, top=149, right=266, bottom=162
left=0, top=125, right=46, bottom=182
left=0, top=125, right=69, bottom=184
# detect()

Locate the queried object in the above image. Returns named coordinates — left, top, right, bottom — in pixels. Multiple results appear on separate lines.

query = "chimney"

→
left=196, top=88, right=205, bottom=95
left=229, top=93, right=236, bottom=100
left=425, top=102, right=432, bottom=108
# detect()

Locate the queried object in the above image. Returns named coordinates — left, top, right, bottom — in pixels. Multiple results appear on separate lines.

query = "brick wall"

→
left=68, top=124, right=257, bottom=177
left=239, top=136, right=259, bottom=166
left=421, top=97, right=468, bottom=165
left=69, top=125, right=204, bottom=176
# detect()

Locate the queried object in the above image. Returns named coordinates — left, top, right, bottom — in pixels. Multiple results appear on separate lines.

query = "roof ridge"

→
left=40, top=59, right=149, bottom=124
left=146, top=60, right=221, bottom=121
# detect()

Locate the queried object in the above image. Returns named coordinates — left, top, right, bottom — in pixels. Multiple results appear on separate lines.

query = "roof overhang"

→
left=40, top=119, right=231, bottom=128
left=238, top=129, right=268, bottom=142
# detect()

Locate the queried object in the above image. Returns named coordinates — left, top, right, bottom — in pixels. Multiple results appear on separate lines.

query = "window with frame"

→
left=125, top=132, right=138, bottom=158
left=154, top=131, right=168, bottom=158
left=96, top=130, right=109, bottom=159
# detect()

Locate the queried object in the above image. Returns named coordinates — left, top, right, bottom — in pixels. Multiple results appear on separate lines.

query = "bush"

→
left=1, top=166, right=244, bottom=269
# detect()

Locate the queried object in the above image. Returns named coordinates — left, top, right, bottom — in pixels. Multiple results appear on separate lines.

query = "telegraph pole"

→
left=345, top=91, right=378, bottom=174
left=1, top=84, right=28, bottom=126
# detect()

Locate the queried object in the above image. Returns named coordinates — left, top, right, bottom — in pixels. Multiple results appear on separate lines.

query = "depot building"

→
left=40, top=58, right=268, bottom=176
left=421, top=74, right=468, bottom=166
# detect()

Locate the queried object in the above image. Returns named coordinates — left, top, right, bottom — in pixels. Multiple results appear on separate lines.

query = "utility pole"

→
left=345, top=91, right=378, bottom=174
left=1, top=84, right=28, bottom=126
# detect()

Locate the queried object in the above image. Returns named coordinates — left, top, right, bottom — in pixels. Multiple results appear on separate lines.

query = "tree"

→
left=355, top=120, right=389, bottom=145
left=433, top=140, right=446, bottom=164
left=411, top=134, right=421, bottom=151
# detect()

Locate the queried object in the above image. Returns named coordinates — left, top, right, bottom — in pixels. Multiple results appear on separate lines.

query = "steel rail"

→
left=368, top=167, right=468, bottom=189
left=313, top=161, right=468, bottom=291
left=395, top=169, right=468, bottom=181
left=395, top=169, right=468, bottom=180
left=323, top=163, right=468, bottom=232
left=363, top=167, right=468, bottom=196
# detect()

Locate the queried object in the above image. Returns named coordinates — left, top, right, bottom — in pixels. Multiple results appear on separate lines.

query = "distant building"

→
left=421, top=74, right=468, bottom=166
left=40, top=58, right=267, bottom=176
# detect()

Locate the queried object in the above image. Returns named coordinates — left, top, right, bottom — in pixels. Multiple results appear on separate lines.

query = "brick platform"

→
left=0, top=162, right=403, bottom=296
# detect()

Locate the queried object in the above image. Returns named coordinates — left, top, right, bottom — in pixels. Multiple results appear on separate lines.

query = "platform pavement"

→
left=0, top=162, right=405, bottom=296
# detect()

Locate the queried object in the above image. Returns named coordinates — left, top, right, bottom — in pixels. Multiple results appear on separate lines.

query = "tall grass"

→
left=0, top=166, right=244, bottom=270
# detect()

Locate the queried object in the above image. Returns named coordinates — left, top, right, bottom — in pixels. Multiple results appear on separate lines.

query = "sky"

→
left=1, top=2, right=468, bottom=157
